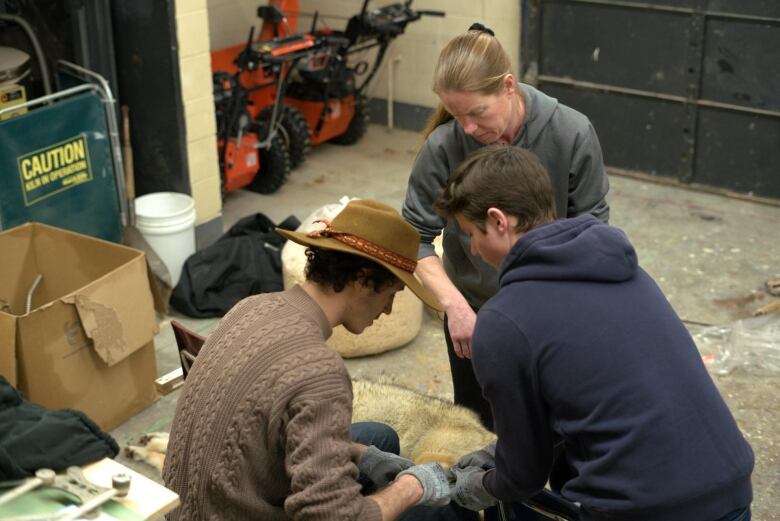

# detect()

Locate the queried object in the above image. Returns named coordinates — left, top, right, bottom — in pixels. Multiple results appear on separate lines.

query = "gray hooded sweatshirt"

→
left=402, top=83, right=610, bottom=308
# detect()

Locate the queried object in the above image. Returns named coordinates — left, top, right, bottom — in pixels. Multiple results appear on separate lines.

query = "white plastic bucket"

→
left=134, top=192, right=196, bottom=286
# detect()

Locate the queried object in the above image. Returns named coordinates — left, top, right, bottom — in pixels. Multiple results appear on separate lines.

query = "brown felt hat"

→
left=276, top=199, right=442, bottom=311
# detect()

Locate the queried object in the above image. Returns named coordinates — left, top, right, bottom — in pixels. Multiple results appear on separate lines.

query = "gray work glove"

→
left=357, top=445, right=414, bottom=489
left=455, top=442, right=496, bottom=470
left=451, top=466, right=497, bottom=511
left=398, top=463, right=453, bottom=507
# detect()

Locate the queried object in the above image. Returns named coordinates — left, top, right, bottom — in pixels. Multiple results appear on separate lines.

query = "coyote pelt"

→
left=123, top=432, right=169, bottom=472
left=352, top=380, right=496, bottom=468
left=124, top=382, right=495, bottom=473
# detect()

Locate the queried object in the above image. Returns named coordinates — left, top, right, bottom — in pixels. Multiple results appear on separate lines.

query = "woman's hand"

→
left=415, top=256, right=478, bottom=358
left=446, top=300, right=477, bottom=359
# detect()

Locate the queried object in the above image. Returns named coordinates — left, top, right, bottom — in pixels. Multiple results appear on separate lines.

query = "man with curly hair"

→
left=164, top=200, right=475, bottom=521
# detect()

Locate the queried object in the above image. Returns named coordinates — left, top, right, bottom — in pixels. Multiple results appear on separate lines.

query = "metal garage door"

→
left=521, top=0, right=780, bottom=201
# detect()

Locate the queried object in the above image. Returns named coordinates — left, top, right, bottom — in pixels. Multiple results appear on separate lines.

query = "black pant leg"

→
left=444, top=314, right=494, bottom=432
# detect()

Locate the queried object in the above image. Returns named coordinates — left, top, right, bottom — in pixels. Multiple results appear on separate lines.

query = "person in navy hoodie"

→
left=433, top=145, right=754, bottom=521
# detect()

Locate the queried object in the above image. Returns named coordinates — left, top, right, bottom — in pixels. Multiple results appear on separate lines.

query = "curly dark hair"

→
left=304, top=247, right=399, bottom=293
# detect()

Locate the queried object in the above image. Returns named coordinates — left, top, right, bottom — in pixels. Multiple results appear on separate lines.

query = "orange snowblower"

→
left=211, top=0, right=443, bottom=194
left=213, top=22, right=328, bottom=194
left=285, top=0, right=444, bottom=147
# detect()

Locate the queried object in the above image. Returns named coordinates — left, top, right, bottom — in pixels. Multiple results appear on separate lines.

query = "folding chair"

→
left=170, top=320, right=206, bottom=380
left=490, top=490, right=579, bottom=521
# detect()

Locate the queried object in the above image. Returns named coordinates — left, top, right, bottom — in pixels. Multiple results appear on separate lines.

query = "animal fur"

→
left=754, top=299, right=780, bottom=316
left=123, top=432, right=169, bottom=472
left=351, top=380, right=495, bottom=468
left=124, top=382, right=495, bottom=473
left=754, top=279, right=780, bottom=316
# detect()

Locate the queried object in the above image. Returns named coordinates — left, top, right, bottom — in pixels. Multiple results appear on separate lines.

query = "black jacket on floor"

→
left=171, top=213, right=300, bottom=318
left=0, top=376, right=118, bottom=480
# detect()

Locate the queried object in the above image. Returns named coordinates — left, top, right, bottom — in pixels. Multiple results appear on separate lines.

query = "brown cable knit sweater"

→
left=163, top=285, right=382, bottom=521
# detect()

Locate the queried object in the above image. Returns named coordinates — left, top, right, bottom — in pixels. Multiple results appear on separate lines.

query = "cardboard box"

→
left=0, top=222, right=159, bottom=430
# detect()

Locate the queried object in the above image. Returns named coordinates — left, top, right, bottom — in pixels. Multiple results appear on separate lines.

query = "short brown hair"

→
left=434, top=146, right=557, bottom=233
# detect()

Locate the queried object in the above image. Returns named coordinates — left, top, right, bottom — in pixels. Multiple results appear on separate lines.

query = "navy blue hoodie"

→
left=474, top=214, right=753, bottom=521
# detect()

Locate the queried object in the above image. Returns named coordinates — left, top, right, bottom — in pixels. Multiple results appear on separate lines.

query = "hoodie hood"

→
left=500, top=214, right=637, bottom=285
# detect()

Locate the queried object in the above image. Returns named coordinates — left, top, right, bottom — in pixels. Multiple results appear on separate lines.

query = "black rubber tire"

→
left=331, top=94, right=369, bottom=145
left=249, top=133, right=291, bottom=194
left=259, top=105, right=312, bottom=169
left=279, top=105, right=312, bottom=168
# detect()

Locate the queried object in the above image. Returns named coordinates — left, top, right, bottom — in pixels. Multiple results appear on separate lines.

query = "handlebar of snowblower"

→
left=336, top=1, right=445, bottom=94
left=416, top=10, right=445, bottom=17
left=344, top=2, right=444, bottom=46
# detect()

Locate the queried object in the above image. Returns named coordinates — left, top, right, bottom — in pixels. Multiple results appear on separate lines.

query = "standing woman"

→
left=403, top=24, right=610, bottom=430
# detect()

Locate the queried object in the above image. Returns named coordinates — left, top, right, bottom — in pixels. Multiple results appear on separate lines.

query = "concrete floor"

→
left=112, top=124, right=780, bottom=520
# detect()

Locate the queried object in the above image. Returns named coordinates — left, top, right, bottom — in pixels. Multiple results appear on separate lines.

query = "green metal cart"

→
left=0, top=60, right=127, bottom=243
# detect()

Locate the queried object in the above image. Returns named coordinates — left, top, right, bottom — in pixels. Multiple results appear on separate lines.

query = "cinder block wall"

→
left=176, top=0, right=223, bottom=245
left=207, top=0, right=260, bottom=48
left=206, top=0, right=521, bottom=115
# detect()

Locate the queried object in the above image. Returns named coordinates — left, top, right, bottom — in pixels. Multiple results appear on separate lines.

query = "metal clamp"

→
left=0, top=467, right=131, bottom=521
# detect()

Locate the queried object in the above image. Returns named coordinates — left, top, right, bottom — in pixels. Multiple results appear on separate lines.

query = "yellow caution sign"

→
left=0, top=84, right=27, bottom=120
left=17, top=134, right=93, bottom=206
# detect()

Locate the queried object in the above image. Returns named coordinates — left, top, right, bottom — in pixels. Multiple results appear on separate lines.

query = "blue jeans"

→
left=351, top=421, right=479, bottom=521
left=351, top=421, right=401, bottom=455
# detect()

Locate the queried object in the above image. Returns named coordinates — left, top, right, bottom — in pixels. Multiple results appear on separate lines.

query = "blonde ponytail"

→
left=420, top=103, right=454, bottom=141
left=421, top=29, right=513, bottom=141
